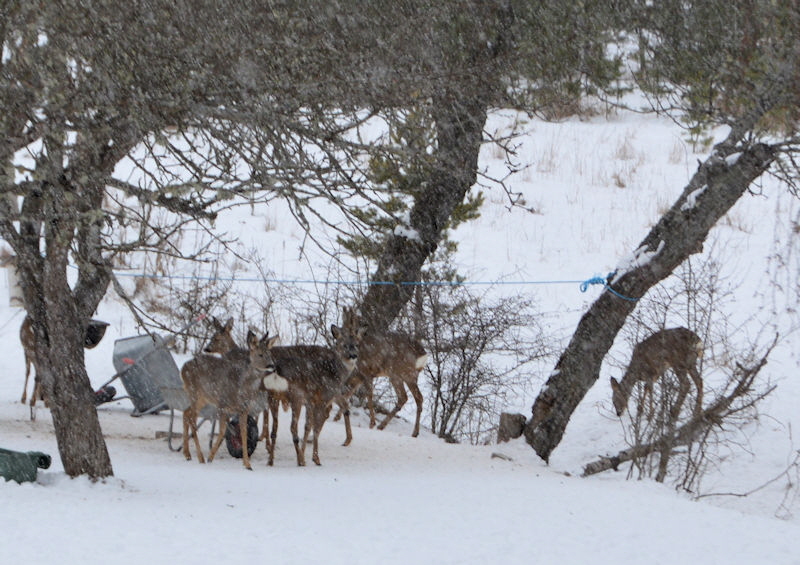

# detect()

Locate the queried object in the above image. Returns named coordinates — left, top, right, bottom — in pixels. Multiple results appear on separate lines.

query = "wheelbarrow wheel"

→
left=225, top=415, right=259, bottom=459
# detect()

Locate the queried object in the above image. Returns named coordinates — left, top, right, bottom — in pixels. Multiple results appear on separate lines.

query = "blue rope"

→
left=71, top=263, right=637, bottom=299
left=580, top=273, right=639, bottom=302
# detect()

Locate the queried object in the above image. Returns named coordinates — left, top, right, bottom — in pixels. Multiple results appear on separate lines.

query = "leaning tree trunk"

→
left=357, top=2, right=514, bottom=333
left=524, top=139, right=777, bottom=462
left=360, top=94, right=489, bottom=332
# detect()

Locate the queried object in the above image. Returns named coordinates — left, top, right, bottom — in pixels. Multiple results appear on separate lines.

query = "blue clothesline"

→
left=69, top=263, right=637, bottom=299
left=102, top=266, right=638, bottom=300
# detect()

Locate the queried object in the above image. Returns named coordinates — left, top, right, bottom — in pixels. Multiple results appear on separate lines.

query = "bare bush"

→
left=404, top=283, right=551, bottom=445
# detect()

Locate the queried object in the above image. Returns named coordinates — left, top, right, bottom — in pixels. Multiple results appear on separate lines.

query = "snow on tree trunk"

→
left=12, top=171, right=114, bottom=479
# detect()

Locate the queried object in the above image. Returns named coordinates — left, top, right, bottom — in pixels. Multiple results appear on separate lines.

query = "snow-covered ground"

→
left=2, top=107, right=799, bottom=564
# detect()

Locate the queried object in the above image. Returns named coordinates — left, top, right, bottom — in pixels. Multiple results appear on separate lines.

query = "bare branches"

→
left=696, top=449, right=800, bottom=520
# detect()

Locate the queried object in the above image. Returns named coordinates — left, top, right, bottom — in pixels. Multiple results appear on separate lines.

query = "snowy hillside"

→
left=1, top=107, right=799, bottom=564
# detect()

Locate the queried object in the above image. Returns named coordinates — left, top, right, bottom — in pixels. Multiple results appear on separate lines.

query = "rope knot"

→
left=580, top=273, right=638, bottom=302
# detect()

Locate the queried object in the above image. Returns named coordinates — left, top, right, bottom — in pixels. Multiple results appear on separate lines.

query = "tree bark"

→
left=360, top=95, right=488, bottom=332
left=9, top=166, right=115, bottom=479
left=524, top=140, right=777, bottom=462
left=356, top=1, right=514, bottom=333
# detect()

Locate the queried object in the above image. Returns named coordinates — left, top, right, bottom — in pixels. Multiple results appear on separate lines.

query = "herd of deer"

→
left=180, top=307, right=432, bottom=469
left=18, top=307, right=705, bottom=469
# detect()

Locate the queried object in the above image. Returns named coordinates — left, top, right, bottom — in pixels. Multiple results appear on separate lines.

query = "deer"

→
left=201, top=317, right=293, bottom=461
left=180, top=328, right=278, bottom=470
left=337, top=309, right=428, bottom=437
left=610, top=327, right=704, bottom=420
left=259, top=307, right=365, bottom=466
left=200, top=317, right=348, bottom=464
left=20, top=314, right=110, bottom=412
left=20, top=315, right=40, bottom=406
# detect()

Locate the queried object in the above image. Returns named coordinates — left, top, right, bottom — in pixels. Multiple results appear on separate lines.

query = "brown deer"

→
left=610, top=327, right=704, bottom=419
left=339, top=309, right=428, bottom=437
left=181, top=328, right=278, bottom=470
left=20, top=314, right=109, bottom=410
left=20, top=315, right=39, bottom=406
left=260, top=307, right=364, bottom=466
left=201, top=317, right=293, bottom=461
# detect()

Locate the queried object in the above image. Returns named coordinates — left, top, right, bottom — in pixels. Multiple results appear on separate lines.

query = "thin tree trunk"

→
left=357, top=2, right=513, bottom=333
left=524, top=140, right=776, bottom=462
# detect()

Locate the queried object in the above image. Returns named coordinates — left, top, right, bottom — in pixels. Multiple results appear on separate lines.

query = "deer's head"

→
left=609, top=377, right=627, bottom=417
left=330, top=306, right=366, bottom=374
left=204, top=317, right=236, bottom=355
left=246, top=330, right=279, bottom=381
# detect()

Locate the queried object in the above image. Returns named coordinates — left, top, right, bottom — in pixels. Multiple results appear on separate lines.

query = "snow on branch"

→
left=611, top=240, right=665, bottom=285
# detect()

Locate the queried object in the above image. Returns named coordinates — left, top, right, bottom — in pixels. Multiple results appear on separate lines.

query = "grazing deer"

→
left=339, top=309, right=428, bottom=437
left=260, top=307, right=364, bottom=466
left=181, top=329, right=278, bottom=470
left=610, top=327, right=704, bottom=419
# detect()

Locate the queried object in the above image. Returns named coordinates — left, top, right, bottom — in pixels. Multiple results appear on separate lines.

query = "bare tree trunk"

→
left=12, top=171, right=114, bottom=479
left=357, top=2, right=513, bottom=333
left=360, top=94, right=488, bottom=332
left=524, top=141, right=776, bottom=462
left=36, top=318, right=113, bottom=479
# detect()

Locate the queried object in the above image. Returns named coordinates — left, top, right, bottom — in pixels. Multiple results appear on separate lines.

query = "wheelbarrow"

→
left=96, top=316, right=262, bottom=459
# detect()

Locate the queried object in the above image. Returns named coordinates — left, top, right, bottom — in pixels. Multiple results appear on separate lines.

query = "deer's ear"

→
left=247, top=329, right=257, bottom=347
left=331, top=324, right=341, bottom=339
left=264, top=334, right=280, bottom=348
left=224, top=318, right=234, bottom=331
left=609, top=377, right=620, bottom=391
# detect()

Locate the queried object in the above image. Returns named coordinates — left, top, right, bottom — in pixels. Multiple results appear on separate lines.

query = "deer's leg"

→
left=258, top=408, right=270, bottom=441
left=21, top=356, right=31, bottom=404
left=182, top=409, right=192, bottom=461
left=239, top=411, right=253, bottom=470
left=208, top=412, right=229, bottom=463
left=364, top=377, right=377, bottom=429
left=185, top=407, right=205, bottom=463
left=265, top=393, right=280, bottom=466
left=337, top=398, right=352, bottom=447
left=644, top=380, right=655, bottom=416
left=290, top=398, right=305, bottom=467
left=688, top=365, right=704, bottom=416
left=302, top=402, right=313, bottom=447
left=377, top=379, right=408, bottom=431
left=671, top=371, right=691, bottom=421
left=311, top=403, right=328, bottom=466
left=407, top=378, right=424, bottom=438
left=191, top=415, right=206, bottom=463
left=29, top=377, right=40, bottom=409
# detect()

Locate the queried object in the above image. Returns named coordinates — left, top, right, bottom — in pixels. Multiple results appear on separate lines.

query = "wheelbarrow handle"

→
left=96, top=314, right=208, bottom=390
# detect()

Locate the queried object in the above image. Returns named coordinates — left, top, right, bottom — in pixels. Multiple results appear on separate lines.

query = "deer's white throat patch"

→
left=261, top=372, right=289, bottom=392
left=343, top=358, right=357, bottom=374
